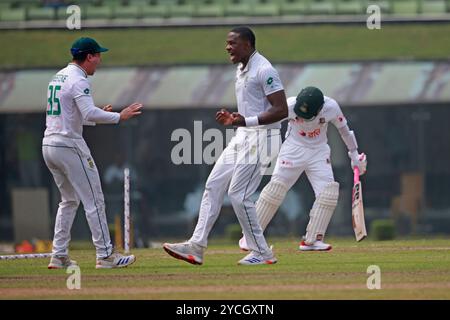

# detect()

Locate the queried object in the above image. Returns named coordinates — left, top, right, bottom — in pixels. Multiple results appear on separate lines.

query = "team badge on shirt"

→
left=87, top=157, right=95, bottom=168
left=300, top=103, right=308, bottom=113
left=319, top=118, right=325, bottom=124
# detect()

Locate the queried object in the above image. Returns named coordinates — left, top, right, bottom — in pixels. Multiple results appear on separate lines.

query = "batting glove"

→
left=348, top=151, right=367, bottom=175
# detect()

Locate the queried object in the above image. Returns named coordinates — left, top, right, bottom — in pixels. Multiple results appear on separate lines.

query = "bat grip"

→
left=353, top=166, right=360, bottom=184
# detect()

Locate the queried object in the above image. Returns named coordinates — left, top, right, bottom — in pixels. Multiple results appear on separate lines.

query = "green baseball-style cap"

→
left=70, top=37, right=109, bottom=57
left=293, top=86, right=325, bottom=120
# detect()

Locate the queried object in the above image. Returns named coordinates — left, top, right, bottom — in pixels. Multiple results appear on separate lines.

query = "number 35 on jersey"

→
left=47, top=85, right=62, bottom=116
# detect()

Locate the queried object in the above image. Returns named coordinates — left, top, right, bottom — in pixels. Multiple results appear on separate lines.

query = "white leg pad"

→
left=305, top=182, right=339, bottom=244
left=256, top=180, right=289, bottom=230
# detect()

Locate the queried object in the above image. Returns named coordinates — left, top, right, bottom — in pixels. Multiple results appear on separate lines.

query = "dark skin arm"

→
left=216, top=90, right=288, bottom=126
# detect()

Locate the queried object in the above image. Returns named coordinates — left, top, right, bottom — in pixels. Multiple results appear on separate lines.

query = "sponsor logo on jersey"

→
left=307, top=128, right=321, bottom=138
left=319, top=117, right=325, bottom=124
left=298, top=128, right=320, bottom=138
left=266, top=77, right=273, bottom=85
left=84, top=88, right=90, bottom=94
left=299, top=128, right=321, bottom=138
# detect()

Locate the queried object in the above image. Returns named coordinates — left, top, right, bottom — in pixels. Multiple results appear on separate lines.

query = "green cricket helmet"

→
left=293, top=86, right=325, bottom=120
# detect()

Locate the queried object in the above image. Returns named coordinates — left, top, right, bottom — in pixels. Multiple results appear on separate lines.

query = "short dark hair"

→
left=230, top=26, right=256, bottom=48
left=72, top=52, right=89, bottom=62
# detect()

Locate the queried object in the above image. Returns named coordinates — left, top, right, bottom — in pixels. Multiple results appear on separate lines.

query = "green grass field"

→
left=1, top=24, right=450, bottom=68
left=1, top=238, right=450, bottom=300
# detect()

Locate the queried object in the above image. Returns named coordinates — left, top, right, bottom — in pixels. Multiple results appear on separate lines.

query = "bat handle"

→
left=353, top=166, right=360, bottom=184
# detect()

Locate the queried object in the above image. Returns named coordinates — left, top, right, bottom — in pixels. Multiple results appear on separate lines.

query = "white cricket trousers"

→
left=272, top=139, right=335, bottom=196
left=42, top=135, right=113, bottom=259
left=190, top=127, right=281, bottom=257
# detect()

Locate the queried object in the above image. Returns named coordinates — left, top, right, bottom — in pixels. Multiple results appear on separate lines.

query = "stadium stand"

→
left=1, top=62, right=449, bottom=112
left=0, top=0, right=449, bottom=22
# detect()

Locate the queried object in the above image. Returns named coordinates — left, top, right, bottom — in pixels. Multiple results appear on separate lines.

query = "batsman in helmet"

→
left=240, top=86, right=367, bottom=251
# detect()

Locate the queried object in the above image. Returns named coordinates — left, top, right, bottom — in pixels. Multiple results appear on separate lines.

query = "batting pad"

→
left=256, top=181, right=289, bottom=230
left=305, top=182, right=339, bottom=244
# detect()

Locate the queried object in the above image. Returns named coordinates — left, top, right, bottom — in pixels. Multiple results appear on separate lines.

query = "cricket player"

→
left=43, top=37, right=142, bottom=269
left=239, top=86, right=367, bottom=251
left=163, top=26, right=289, bottom=265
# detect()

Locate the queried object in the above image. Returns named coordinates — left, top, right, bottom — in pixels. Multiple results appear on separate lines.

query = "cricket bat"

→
left=352, top=166, right=367, bottom=241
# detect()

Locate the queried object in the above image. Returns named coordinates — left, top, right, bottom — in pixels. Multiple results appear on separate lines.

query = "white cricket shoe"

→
left=238, top=236, right=249, bottom=252
left=299, top=240, right=332, bottom=251
left=163, top=241, right=204, bottom=265
left=48, top=255, right=77, bottom=269
left=96, top=252, right=136, bottom=269
left=237, top=251, right=277, bottom=266
left=239, top=236, right=274, bottom=252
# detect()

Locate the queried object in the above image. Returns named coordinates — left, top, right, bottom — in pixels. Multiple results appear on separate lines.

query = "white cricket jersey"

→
left=44, top=63, right=120, bottom=139
left=235, top=51, right=284, bottom=129
left=285, top=96, right=347, bottom=148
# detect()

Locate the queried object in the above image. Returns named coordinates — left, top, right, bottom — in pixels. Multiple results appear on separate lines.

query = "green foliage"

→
left=0, top=24, right=449, bottom=68
left=371, top=219, right=396, bottom=241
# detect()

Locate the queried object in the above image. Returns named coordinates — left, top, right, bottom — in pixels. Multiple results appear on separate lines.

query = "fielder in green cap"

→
left=239, top=86, right=367, bottom=253
left=42, top=37, right=143, bottom=270
left=70, top=37, right=109, bottom=76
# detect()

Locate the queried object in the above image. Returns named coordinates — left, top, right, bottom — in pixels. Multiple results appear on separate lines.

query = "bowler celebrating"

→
left=163, top=26, right=288, bottom=265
